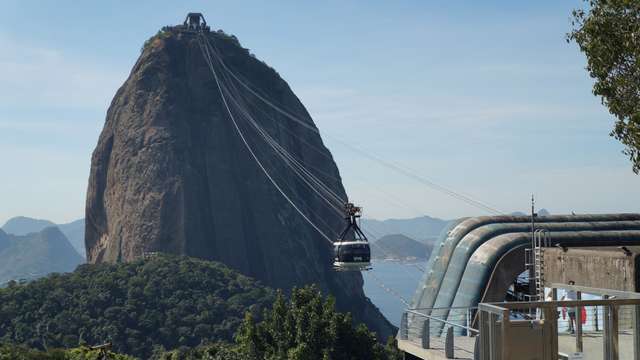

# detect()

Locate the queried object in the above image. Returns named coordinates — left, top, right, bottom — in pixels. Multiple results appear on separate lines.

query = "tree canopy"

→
left=0, top=254, right=274, bottom=359
left=158, top=285, right=401, bottom=360
left=568, top=0, right=640, bottom=173
left=0, top=343, right=134, bottom=360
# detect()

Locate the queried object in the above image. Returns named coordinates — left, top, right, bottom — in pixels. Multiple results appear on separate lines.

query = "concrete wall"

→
left=543, top=247, right=637, bottom=292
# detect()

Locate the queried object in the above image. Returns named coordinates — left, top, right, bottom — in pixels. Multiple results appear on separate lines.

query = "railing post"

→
left=400, top=312, right=408, bottom=340
left=576, top=291, right=583, bottom=353
left=634, top=305, right=640, bottom=360
left=501, top=308, right=510, bottom=360
left=445, top=326, right=454, bottom=359
left=610, top=304, right=619, bottom=360
left=421, top=318, right=430, bottom=349
left=544, top=306, right=559, bottom=357
left=479, top=309, right=488, bottom=360
left=604, top=296, right=610, bottom=359
left=467, top=308, right=472, bottom=337
left=489, top=313, right=498, bottom=360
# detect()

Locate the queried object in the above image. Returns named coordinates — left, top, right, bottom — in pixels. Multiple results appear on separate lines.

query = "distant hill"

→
left=2, top=216, right=86, bottom=257
left=1, top=216, right=55, bottom=235
left=0, top=254, right=275, bottom=359
left=0, top=227, right=83, bottom=284
left=57, top=219, right=85, bottom=257
left=371, top=233, right=433, bottom=261
left=362, top=215, right=450, bottom=243
left=510, top=208, right=551, bottom=216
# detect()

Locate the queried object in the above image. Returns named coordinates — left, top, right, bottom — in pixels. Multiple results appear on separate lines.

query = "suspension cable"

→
left=210, top=39, right=430, bottom=278
left=197, top=34, right=334, bottom=244
left=205, top=35, right=432, bottom=283
left=208, top=44, right=346, bottom=213
left=204, top=36, right=503, bottom=215
left=226, top=93, right=346, bottom=213
left=364, top=271, right=410, bottom=307
left=201, top=33, right=428, bottom=308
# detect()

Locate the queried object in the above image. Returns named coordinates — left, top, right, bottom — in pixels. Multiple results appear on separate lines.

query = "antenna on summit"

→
left=181, top=12, right=210, bottom=33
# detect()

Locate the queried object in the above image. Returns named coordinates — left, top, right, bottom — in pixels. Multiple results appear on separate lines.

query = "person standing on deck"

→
left=561, top=280, right=577, bottom=334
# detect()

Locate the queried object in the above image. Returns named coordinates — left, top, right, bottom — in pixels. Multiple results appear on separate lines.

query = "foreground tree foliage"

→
left=0, top=343, right=134, bottom=360
left=0, top=255, right=274, bottom=359
left=159, top=286, right=402, bottom=360
left=237, top=285, right=399, bottom=360
left=569, top=0, right=640, bottom=173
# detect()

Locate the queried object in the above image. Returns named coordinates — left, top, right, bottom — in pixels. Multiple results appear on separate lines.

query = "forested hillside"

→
left=0, top=344, right=134, bottom=360
left=0, top=254, right=274, bottom=358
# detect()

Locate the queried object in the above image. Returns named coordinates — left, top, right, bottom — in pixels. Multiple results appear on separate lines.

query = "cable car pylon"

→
left=333, top=203, right=372, bottom=271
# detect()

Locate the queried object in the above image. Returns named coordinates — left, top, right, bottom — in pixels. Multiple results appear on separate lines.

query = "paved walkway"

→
left=399, top=332, right=635, bottom=359
left=558, top=332, right=635, bottom=360
left=397, top=337, right=476, bottom=359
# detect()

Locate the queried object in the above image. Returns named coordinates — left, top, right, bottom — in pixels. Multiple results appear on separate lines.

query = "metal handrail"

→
left=407, top=309, right=480, bottom=334
left=549, top=282, right=640, bottom=299
left=408, top=305, right=479, bottom=311
left=477, top=298, right=640, bottom=359
left=484, top=298, right=640, bottom=310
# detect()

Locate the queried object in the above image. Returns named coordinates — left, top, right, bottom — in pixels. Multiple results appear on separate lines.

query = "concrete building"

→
left=398, top=213, right=640, bottom=359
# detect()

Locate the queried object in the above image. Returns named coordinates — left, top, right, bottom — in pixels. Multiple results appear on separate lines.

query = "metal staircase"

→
left=532, top=229, right=550, bottom=301
left=524, top=196, right=550, bottom=302
left=525, top=229, right=550, bottom=302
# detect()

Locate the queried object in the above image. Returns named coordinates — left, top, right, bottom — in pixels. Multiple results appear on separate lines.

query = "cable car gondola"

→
left=333, top=203, right=371, bottom=271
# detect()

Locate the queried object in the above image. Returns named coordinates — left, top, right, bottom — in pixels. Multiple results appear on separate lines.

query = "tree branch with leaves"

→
left=568, top=0, right=640, bottom=173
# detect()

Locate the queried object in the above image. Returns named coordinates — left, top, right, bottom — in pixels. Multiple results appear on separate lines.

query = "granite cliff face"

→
left=85, top=28, right=393, bottom=337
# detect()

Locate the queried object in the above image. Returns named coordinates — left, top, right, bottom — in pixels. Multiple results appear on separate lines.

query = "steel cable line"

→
left=212, top=37, right=432, bottom=274
left=203, top=36, right=503, bottom=215
left=200, top=34, right=421, bottom=313
left=231, top=103, right=345, bottom=214
left=364, top=271, right=410, bottom=307
left=217, top=63, right=346, bottom=215
left=200, top=37, right=343, bottom=225
left=208, top=46, right=347, bottom=213
left=215, top=74, right=463, bottom=223
left=209, top=43, right=417, bottom=308
left=231, top=106, right=346, bottom=212
left=202, top=40, right=349, bottom=242
left=235, top=89, right=443, bottom=222
left=210, top=41, right=434, bottom=307
left=197, top=34, right=334, bottom=244
left=219, top=73, right=433, bottom=219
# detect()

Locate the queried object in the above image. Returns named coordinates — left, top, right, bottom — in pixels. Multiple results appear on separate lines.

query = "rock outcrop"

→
left=85, top=27, right=394, bottom=337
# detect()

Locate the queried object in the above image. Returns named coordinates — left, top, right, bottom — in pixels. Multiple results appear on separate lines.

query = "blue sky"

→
left=0, top=1, right=638, bottom=224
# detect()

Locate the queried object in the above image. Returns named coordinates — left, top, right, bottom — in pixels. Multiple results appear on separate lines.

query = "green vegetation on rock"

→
left=0, top=254, right=274, bottom=359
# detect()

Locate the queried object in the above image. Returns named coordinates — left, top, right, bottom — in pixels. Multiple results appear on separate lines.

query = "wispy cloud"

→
left=0, top=33, right=124, bottom=109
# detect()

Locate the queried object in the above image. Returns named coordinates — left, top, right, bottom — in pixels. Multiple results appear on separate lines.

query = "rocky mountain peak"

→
left=85, top=25, right=393, bottom=337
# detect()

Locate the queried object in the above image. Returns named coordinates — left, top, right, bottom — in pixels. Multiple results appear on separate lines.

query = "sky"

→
left=0, top=1, right=638, bottom=224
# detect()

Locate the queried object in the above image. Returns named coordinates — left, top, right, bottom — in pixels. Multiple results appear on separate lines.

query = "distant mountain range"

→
left=510, top=208, right=551, bottom=217
left=371, top=234, right=433, bottom=261
left=0, top=227, right=84, bottom=284
left=1, top=216, right=85, bottom=257
left=362, top=215, right=451, bottom=243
